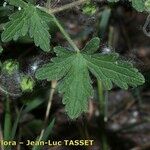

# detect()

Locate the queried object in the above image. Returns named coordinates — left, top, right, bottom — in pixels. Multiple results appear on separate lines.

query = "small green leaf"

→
left=132, top=0, right=145, bottom=12
left=22, top=98, right=43, bottom=114
left=82, top=1, right=97, bottom=15
left=1, top=3, right=51, bottom=52
left=20, top=75, right=35, bottom=92
left=82, top=37, right=100, bottom=54
left=2, top=60, right=19, bottom=75
left=99, top=8, right=111, bottom=38
left=36, top=37, right=145, bottom=119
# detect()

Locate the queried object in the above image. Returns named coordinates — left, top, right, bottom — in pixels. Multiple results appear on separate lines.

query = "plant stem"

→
left=98, top=82, right=108, bottom=121
left=51, top=14, right=80, bottom=52
left=97, top=10, right=113, bottom=149
left=45, top=80, right=57, bottom=124
left=4, top=96, right=11, bottom=150
left=97, top=81, right=109, bottom=150
left=48, top=0, right=86, bottom=14
left=38, top=6, right=80, bottom=52
left=4, top=96, right=11, bottom=140
left=39, top=80, right=57, bottom=140
left=98, top=80, right=104, bottom=115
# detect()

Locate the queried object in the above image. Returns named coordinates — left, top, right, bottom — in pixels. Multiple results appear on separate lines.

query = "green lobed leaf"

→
left=132, top=0, right=145, bottom=12
left=84, top=54, right=144, bottom=90
left=36, top=47, right=74, bottom=81
left=58, top=53, right=93, bottom=118
left=36, top=37, right=145, bottom=119
left=1, top=3, right=51, bottom=52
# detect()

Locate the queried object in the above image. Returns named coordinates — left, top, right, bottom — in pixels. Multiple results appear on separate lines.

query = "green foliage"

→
left=1, top=60, right=35, bottom=95
left=2, top=60, right=19, bottom=75
left=132, top=0, right=145, bottom=12
left=0, top=0, right=146, bottom=147
left=36, top=37, right=145, bottom=119
left=11, top=107, right=23, bottom=140
left=99, top=8, right=111, bottom=38
left=22, top=98, right=43, bottom=114
left=82, top=37, right=100, bottom=54
left=2, top=1, right=51, bottom=52
left=32, top=119, right=55, bottom=150
left=82, top=1, right=97, bottom=15
left=145, top=0, right=150, bottom=11
left=20, top=75, right=35, bottom=92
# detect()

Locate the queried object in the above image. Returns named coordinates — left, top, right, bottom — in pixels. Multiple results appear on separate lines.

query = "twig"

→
left=45, top=80, right=57, bottom=124
left=43, top=0, right=87, bottom=14
left=39, top=80, right=57, bottom=140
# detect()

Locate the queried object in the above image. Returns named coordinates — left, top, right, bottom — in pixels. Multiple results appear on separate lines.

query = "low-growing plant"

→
left=0, top=0, right=149, bottom=149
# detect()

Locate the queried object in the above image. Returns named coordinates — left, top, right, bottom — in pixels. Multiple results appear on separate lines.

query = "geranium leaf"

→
left=36, top=37, right=145, bottom=119
left=1, top=2, right=51, bottom=52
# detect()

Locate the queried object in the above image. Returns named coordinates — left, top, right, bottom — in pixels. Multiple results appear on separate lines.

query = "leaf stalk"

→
left=37, top=4, right=81, bottom=52
left=47, top=0, right=86, bottom=14
left=39, top=80, right=57, bottom=140
left=51, top=14, right=80, bottom=52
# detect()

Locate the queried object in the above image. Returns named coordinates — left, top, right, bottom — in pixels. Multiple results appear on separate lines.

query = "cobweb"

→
left=0, top=55, right=47, bottom=98
left=0, top=69, right=22, bottom=97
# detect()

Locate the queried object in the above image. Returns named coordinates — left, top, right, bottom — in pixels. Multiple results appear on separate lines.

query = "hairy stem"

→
left=48, top=0, right=86, bottom=14
left=98, top=81, right=109, bottom=150
left=39, top=80, right=57, bottom=140
left=97, top=8, right=112, bottom=146
left=38, top=6, right=80, bottom=52
left=45, top=80, right=57, bottom=124
left=51, top=14, right=80, bottom=52
left=98, top=80, right=104, bottom=116
left=41, top=0, right=86, bottom=14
